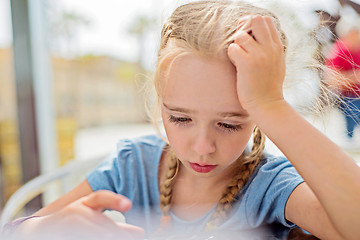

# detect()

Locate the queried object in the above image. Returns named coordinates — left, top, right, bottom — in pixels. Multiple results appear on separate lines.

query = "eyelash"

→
left=168, top=115, right=243, bottom=133
left=217, top=122, right=242, bottom=133
left=168, top=115, right=191, bottom=125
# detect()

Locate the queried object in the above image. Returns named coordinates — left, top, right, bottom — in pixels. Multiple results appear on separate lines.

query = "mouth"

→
left=189, top=162, right=217, bottom=173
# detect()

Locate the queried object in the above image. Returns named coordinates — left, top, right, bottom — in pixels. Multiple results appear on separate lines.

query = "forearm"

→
left=249, top=100, right=360, bottom=239
left=34, top=179, right=93, bottom=216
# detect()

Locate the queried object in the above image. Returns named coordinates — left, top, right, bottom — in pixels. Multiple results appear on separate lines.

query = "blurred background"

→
left=0, top=0, right=359, bottom=218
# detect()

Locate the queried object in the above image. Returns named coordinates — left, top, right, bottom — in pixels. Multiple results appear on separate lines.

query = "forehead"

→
left=161, top=54, right=245, bottom=113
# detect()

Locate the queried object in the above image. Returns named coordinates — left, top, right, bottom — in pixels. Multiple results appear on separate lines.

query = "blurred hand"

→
left=17, top=190, right=145, bottom=240
left=227, top=15, right=286, bottom=113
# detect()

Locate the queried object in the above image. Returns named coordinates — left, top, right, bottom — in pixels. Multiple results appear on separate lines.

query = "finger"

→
left=81, top=190, right=132, bottom=213
left=237, top=15, right=252, bottom=32
left=233, top=30, right=257, bottom=53
left=250, top=15, right=272, bottom=45
left=263, top=16, right=284, bottom=47
left=227, top=42, right=248, bottom=67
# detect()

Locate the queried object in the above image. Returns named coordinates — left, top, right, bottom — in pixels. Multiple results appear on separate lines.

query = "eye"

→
left=168, top=115, right=192, bottom=126
left=217, top=122, right=242, bottom=133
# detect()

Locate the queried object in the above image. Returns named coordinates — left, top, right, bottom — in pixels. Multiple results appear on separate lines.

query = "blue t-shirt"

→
left=86, top=134, right=304, bottom=237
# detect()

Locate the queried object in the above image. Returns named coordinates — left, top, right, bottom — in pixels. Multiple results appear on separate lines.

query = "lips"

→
left=189, top=162, right=217, bottom=173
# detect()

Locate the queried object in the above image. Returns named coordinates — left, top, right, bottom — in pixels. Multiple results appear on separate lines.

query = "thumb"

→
left=81, top=190, right=132, bottom=213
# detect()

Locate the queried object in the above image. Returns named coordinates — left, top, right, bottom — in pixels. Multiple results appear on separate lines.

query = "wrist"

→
left=245, top=98, right=289, bottom=118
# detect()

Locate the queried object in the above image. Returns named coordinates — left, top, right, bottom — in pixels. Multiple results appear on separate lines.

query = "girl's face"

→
left=161, top=54, right=255, bottom=179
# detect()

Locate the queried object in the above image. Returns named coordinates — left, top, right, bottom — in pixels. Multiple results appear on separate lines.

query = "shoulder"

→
left=241, top=153, right=303, bottom=198
left=116, top=134, right=166, bottom=153
left=244, top=153, right=304, bottom=202
left=86, top=134, right=166, bottom=192
left=259, top=153, right=297, bottom=173
left=114, top=134, right=167, bottom=167
left=256, top=154, right=303, bottom=188
left=114, top=134, right=167, bottom=162
left=249, top=153, right=300, bottom=183
left=239, top=154, right=304, bottom=227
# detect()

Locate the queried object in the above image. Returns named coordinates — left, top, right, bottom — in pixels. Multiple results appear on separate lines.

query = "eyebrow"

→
left=163, top=103, right=249, bottom=118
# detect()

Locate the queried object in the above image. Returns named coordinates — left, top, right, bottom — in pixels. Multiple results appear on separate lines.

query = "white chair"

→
left=0, top=155, right=106, bottom=228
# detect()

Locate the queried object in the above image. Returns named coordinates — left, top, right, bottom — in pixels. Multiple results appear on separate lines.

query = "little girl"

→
left=6, top=1, right=360, bottom=239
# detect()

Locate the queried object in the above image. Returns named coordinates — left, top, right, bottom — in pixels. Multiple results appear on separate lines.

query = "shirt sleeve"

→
left=85, top=135, right=165, bottom=205
left=85, top=135, right=165, bottom=234
left=243, top=156, right=304, bottom=228
left=86, top=138, right=134, bottom=195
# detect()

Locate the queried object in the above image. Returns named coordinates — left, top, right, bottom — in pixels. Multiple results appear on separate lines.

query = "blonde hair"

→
left=155, top=0, right=286, bottom=230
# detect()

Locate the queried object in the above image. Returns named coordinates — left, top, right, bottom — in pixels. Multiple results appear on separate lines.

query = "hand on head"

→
left=228, top=15, right=286, bottom=113
left=18, top=190, right=144, bottom=240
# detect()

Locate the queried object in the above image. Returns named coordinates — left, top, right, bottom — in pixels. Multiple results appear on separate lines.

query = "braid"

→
left=244, top=126, right=266, bottom=164
left=206, top=126, right=266, bottom=230
left=159, top=147, right=179, bottom=216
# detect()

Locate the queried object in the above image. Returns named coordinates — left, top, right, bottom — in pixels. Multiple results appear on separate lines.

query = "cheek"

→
left=162, top=113, right=187, bottom=152
left=165, top=128, right=189, bottom=161
left=222, top=139, right=247, bottom=160
left=162, top=112, right=174, bottom=138
left=221, top=125, right=255, bottom=159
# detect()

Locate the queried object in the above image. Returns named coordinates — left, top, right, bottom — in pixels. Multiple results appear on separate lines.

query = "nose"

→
left=192, top=131, right=216, bottom=156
